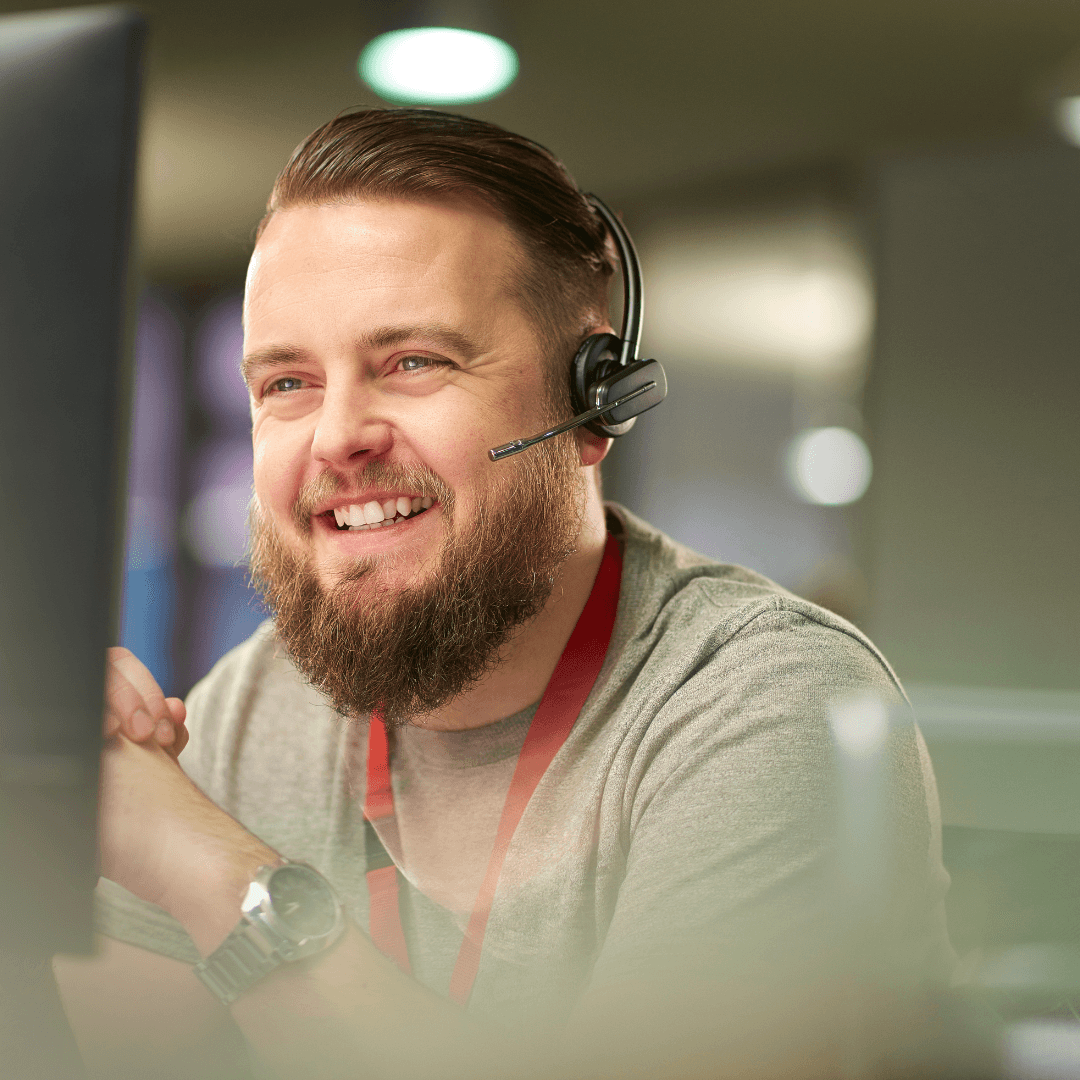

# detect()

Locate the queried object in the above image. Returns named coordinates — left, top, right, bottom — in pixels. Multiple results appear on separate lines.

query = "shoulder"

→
left=595, top=507, right=926, bottom=842
left=608, top=504, right=903, bottom=709
left=184, top=618, right=282, bottom=712
left=180, top=620, right=341, bottom=804
left=183, top=619, right=312, bottom=749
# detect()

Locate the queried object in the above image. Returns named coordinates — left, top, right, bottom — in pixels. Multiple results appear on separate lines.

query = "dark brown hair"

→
left=260, top=108, right=615, bottom=410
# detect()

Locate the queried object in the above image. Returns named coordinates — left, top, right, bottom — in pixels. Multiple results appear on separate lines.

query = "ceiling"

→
left=6, top=0, right=1080, bottom=282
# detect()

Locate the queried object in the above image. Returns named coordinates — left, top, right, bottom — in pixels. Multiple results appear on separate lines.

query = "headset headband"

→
left=585, top=194, right=643, bottom=367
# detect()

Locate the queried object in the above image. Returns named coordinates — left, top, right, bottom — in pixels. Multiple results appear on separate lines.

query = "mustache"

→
left=291, top=460, right=456, bottom=533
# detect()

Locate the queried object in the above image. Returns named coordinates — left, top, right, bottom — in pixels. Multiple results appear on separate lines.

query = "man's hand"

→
left=99, top=648, right=280, bottom=953
left=105, top=646, right=188, bottom=756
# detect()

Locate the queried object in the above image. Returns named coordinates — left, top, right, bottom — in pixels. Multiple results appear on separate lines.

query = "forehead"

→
left=244, top=198, right=524, bottom=342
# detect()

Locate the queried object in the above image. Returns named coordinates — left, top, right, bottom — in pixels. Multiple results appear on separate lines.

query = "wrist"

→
left=98, top=735, right=282, bottom=955
left=194, top=862, right=346, bottom=1006
left=157, top=815, right=281, bottom=956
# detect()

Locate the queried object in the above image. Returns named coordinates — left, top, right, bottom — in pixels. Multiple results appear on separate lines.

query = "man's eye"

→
left=265, top=376, right=306, bottom=394
left=397, top=355, right=444, bottom=373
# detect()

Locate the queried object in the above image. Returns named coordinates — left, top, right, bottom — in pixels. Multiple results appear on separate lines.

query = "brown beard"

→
left=248, top=437, right=585, bottom=726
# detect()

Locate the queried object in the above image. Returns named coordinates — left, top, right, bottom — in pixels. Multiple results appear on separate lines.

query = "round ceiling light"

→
left=359, top=27, right=518, bottom=105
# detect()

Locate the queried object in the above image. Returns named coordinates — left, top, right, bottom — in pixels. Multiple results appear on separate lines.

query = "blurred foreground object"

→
left=829, top=694, right=1002, bottom=1080
left=0, top=3, right=144, bottom=1076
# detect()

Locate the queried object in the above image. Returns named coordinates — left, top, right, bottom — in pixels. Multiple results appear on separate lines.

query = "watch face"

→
left=267, top=865, right=338, bottom=938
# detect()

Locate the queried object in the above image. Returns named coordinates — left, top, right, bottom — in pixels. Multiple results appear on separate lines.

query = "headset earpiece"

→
left=571, top=332, right=666, bottom=438
left=571, top=333, right=628, bottom=437
left=587, top=357, right=668, bottom=432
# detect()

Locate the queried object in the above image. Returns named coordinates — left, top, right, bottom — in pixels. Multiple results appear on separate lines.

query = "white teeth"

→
left=333, top=495, right=433, bottom=531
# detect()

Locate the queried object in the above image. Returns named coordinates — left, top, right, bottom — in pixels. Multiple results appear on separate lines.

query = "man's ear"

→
left=570, top=320, right=618, bottom=467
left=576, top=426, right=612, bottom=467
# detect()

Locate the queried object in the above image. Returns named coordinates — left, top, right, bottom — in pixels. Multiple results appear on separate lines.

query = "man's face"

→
left=242, top=198, right=588, bottom=722
left=244, top=197, right=567, bottom=590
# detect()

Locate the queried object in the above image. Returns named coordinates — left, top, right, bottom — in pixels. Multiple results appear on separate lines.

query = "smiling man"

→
left=54, top=110, right=954, bottom=1079
left=243, top=197, right=595, bottom=730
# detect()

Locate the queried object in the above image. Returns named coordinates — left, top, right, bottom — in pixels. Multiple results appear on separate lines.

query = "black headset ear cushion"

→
left=571, top=333, right=621, bottom=415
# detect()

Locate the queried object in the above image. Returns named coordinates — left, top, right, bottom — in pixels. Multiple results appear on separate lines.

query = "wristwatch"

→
left=194, top=860, right=345, bottom=1005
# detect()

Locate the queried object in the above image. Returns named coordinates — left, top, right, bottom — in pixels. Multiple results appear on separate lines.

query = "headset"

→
left=488, top=194, right=668, bottom=462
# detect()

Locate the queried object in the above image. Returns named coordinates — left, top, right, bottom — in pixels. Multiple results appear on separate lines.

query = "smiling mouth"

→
left=326, top=496, right=435, bottom=532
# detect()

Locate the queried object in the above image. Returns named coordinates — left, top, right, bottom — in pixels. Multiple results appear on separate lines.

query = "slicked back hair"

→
left=258, top=108, right=615, bottom=416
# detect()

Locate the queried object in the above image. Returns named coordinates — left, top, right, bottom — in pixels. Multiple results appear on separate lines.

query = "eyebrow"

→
left=240, top=344, right=305, bottom=388
left=240, top=324, right=483, bottom=387
left=359, top=324, right=482, bottom=360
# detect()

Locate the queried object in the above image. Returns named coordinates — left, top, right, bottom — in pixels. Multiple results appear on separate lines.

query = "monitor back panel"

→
left=0, top=5, right=144, bottom=956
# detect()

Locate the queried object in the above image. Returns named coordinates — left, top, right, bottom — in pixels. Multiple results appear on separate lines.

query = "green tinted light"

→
left=358, top=27, right=518, bottom=105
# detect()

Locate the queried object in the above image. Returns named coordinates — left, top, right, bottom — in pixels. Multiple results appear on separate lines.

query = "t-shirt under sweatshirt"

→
left=95, top=505, right=955, bottom=1029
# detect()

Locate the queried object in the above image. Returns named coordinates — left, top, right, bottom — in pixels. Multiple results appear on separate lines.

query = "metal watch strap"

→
left=195, top=918, right=285, bottom=1006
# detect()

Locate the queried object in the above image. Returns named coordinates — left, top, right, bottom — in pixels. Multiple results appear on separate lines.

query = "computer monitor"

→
left=0, top=4, right=144, bottom=960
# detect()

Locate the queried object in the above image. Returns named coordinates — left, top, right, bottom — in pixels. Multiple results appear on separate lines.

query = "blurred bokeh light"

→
left=188, top=292, right=266, bottom=681
left=645, top=212, right=873, bottom=376
left=1053, top=95, right=1080, bottom=147
left=359, top=28, right=518, bottom=104
left=182, top=438, right=253, bottom=568
left=785, top=426, right=873, bottom=506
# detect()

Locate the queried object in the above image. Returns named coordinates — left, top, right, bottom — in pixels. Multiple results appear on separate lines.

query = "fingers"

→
left=105, top=649, right=187, bottom=753
left=165, top=698, right=190, bottom=756
left=108, top=647, right=169, bottom=720
left=104, top=666, right=159, bottom=742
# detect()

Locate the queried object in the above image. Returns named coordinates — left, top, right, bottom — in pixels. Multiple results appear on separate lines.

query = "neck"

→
left=411, top=472, right=609, bottom=732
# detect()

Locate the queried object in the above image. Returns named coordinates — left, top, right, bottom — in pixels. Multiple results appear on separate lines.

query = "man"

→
left=55, top=109, right=953, bottom=1079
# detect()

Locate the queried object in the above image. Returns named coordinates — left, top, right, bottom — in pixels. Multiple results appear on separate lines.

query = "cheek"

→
left=404, top=394, right=487, bottom=473
left=251, top=425, right=306, bottom=515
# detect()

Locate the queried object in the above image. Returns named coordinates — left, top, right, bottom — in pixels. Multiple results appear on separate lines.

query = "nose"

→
left=310, top=378, right=394, bottom=468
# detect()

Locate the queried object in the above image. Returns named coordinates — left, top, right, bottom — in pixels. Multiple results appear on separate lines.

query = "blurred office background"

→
left=3, top=6, right=1067, bottom=666
left=58, top=4, right=1067, bottom=679
left=7, top=0, right=1080, bottom=1014
left=11, top=0, right=1065, bottom=699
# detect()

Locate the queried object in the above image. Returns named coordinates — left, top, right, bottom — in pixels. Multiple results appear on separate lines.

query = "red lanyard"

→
left=363, top=532, right=623, bottom=1005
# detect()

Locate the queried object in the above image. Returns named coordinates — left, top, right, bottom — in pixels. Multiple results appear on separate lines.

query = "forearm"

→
left=165, top=810, right=517, bottom=1080
left=224, top=929, right=842, bottom=1080
left=99, top=735, right=513, bottom=1080
left=105, top=740, right=838, bottom=1080
left=163, top=814, right=839, bottom=1080
left=228, top=923, right=516, bottom=1080
left=185, top=862, right=837, bottom=1080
